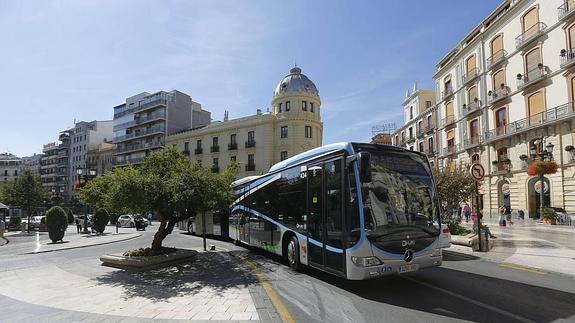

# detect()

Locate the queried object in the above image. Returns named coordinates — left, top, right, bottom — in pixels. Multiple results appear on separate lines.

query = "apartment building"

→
left=112, top=90, right=209, bottom=166
left=21, top=154, right=42, bottom=177
left=428, top=0, right=575, bottom=217
left=86, top=142, right=116, bottom=176
left=0, top=153, right=22, bottom=185
left=392, top=83, right=438, bottom=167
left=166, top=66, right=323, bottom=178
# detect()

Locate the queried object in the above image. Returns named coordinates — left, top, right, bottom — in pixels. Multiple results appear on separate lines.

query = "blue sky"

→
left=0, top=0, right=502, bottom=157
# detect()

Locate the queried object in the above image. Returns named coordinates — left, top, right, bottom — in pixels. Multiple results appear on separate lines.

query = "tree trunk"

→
left=151, top=217, right=177, bottom=250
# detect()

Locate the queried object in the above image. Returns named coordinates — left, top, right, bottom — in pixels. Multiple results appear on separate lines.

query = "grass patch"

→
left=122, top=247, right=177, bottom=257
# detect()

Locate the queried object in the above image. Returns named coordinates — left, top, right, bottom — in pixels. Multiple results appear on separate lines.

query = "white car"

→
left=438, top=223, right=452, bottom=248
left=117, top=214, right=136, bottom=228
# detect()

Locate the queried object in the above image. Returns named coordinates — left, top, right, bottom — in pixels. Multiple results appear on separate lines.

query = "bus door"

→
left=307, top=158, right=345, bottom=274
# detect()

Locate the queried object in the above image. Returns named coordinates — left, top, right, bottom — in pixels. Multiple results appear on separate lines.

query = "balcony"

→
left=194, top=147, right=203, bottom=155
left=462, top=100, right=482, bottom=118
left=115, top=141, right=164, bottom=154
left=517, top=65, right=547, bottom=90
left=228, top=143, right=238, bottom=150
left=560, top=48, right=575, bottom=68
left=515, top=22, right=547, bottom=50
left=442, top=145, right=458, bottom=156
left=112, top=156, right=146, bottom=166
left=210, top=146, right=220, bottom=153
left=491, top=161, right=512, bottom=175
left=183, top=150, right=190, bottom=156
left=113, top=125, right=165, bottom=143
left=486, top=49, right=507, bottom=70
left=485, top=102, right=575, bottom=142
left=558, top=1, right=575, bottom=21
left=487, top=87, right=509, bottom=105
left=442, top=86, right=454, bottom=100
left=245, top=164, right=256, bottom=172
left=463, top=136, right=483, bottom=150
left=462, top=67, right=479, bottom=85
left=439, top=115, right=456, bottom=128
left=114, top=98, right=168, bottom=119
left=406, top=135, right=416, bottom=144
left=245, top=140, right=256, bottom=148
left=417, top=129, right=425, bottom=139
left=113, top=111, right=166, bottom=131
left=424, top=123, right=435, bottom=134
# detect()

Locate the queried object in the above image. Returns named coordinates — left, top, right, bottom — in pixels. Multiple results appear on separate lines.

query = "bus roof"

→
left=268, top=142, right=354, bottom=173
left=231, top=175, right=264, bottom=188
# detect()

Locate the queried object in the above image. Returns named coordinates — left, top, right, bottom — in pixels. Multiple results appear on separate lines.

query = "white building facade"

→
left=432, top=0, right=575, bottom=217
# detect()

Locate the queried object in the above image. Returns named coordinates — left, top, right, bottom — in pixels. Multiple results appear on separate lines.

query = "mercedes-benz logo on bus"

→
left=404, top=249, right=414, bottom=263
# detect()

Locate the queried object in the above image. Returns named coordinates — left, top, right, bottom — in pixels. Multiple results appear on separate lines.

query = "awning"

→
left=0, top=203, right=9, bottom=209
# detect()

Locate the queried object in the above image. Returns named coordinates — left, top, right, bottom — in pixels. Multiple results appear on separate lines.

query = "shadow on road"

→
left=442, top=250, right=479, bottom=261
left=93, top=251, right=258, bottom=301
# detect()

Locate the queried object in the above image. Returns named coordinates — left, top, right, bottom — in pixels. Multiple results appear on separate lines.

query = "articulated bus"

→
left=228, top=142, right=443, bottom=280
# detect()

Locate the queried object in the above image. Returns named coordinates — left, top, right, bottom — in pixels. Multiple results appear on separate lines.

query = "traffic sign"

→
left=469, top=163, right=485, bottom=181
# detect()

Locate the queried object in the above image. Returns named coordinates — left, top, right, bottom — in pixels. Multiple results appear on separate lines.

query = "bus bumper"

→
left=346, top=254, right=443, bottom=280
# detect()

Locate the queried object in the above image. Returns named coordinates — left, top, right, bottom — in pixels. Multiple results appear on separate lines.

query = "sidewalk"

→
left=451, top=219, right=575, bottom=277
left=0, top=225, right=141, bottom=255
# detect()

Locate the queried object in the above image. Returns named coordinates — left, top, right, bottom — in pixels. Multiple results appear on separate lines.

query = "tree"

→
left=433, top=165, right=475, bottom=221
left=79, top=148, right=237, bottom=251
left=1, top=170, right=47, bottom=233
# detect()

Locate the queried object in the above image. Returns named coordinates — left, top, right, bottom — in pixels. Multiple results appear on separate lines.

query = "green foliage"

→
left=432, top=165, right=475, bottom=220
left=446, top=220, right=471, bottom=236
left=541, top=207, right=557, bottom=220
left=8, top=216, right=21, bottom=230
left=122, top=247, right=177, bottom=257
left=79, top=148, right=237, bottom=250
left=92, top=209, right=110, bottom=233
left=1, top=170, right=47, bottom=232
left=45, top=206, right=68, bottom=242
left=109, top=212, right=119, bottom=225
left=66, top=209, right=74, bottom=224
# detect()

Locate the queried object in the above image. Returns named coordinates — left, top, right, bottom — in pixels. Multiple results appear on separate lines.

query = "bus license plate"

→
left=399, top=264, right=419, bottom=274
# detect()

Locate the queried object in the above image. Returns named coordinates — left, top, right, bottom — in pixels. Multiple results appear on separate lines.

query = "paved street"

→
left=0, top=227, right=574, bottom=322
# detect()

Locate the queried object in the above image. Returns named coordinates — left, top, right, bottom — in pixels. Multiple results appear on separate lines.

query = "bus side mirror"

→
left=358, top=152, right=372, bottom=183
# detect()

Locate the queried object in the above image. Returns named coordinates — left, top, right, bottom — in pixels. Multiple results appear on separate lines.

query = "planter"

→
left=100, top=249, right=198, bottom=270
left=543, top=218, right=557, bottom=225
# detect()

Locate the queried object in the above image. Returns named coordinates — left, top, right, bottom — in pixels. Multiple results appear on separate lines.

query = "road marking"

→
left=239, top=255, right=295, bottom=323
left=401, top=275, right=536, bottom=323
left=500, top=263, right=547, bottom=275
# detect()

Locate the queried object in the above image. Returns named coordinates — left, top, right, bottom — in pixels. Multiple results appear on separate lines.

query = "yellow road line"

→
left=239, top=255, right=295, bottom=323
left=500, top=263, right=547, bottom=275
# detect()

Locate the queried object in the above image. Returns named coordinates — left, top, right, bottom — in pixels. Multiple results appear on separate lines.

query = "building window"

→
left=427, top=115, right=433, bottom=128
left=418, top=142, right=424, bottom=152
left=212, top=137, right=218, bottom=148
left=230, top=134, right=236, bottom=144
left=410, top=146, right=414, bottom=151
left=230, top=156, right=236, bottom=163
left=428, top=137, right=434, bottom=153
left=395, top=135, right=399, bottom=145
left=408, top=127, right=413, bottom=139
left=281, top=126, right=288, bottom=138
left=305, top=126, right=312, bottom=138
left=426, top=101, right=432, bottom=109
left=418, top=121, right=423, bottom=134
left=472, top=154, right=480, bottom=164
left=310, top=102, right=314, bottom=112
left=285, top=101, right=291, bottom=111
left=184, top=142, right=189, bottom=152
left=302, top=101, right=307, bottom=111
left=213, top=158, right=218, bottom=168
left=196, top=140, right=202, bottom=149
left=281, top=151, right=288, bottom=161
left=409, top=106, right=413, bottom=119
left=279, top=103, right=283, bottom=113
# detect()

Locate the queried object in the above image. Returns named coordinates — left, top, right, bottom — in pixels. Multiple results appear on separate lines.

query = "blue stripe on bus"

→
left=231, top=205, right=344, bottom=254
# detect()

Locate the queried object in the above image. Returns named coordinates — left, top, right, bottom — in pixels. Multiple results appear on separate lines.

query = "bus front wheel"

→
left=286, top=236, right=301, bottom=271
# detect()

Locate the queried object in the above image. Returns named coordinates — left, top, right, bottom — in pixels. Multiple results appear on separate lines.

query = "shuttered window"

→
left=469, top=119, right=479, bottom=138
left=447, top=130, right=455, bottom=140
left=466, top=55, right=476, bottom=74
left=522, top=7, right=539, bottom=32
left=491, top=35, right=503, bottom=56
left=528, top=92, right=544, bottom=117
left=446, top=101, right=454, bottom=117
left=525, top=48, right=541, bottom=71
left=493, top=69, right=506, bottom=90
left=569, top=25, right=575, bottom=50
left=468, top=86, right=478, bottom=102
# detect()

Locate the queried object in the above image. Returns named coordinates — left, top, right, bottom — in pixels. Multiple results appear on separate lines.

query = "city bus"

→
left=228, top=142, right=443, bottom=280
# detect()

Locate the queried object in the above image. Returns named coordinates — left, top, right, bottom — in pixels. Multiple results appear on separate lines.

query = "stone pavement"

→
left=0, top=231, right=282, bottom=322
left=0, top=225, right=141, bottom=255
left=450, top=218, right=575, bottom=277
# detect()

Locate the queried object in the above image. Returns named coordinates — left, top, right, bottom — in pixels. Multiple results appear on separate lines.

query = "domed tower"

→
left=272, top=66, right=323, bottom=160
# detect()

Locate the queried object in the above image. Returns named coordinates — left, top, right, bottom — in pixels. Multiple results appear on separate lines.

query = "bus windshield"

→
left=361, top=150, right=440, bottom=238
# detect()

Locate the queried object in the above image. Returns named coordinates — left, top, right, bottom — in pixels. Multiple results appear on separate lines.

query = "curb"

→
left=22, top=233, right=143, bottom=255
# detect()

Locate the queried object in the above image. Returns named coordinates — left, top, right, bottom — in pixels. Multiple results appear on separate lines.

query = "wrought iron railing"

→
left=486, top=49, right=507, bottom=70
left=517, top=65, right=547, bottom=89
left=515, top=22, right=547, bottom=50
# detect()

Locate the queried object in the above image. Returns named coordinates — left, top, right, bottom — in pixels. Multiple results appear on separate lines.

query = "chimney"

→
left=224, top=110, right=229, bottom=121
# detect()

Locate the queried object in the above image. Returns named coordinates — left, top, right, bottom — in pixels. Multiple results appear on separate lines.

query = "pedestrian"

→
left=0, top=218, right=9, bottom=245
left=463, top=202, right=471, bottom=223
left=498, top=205, right=506, bottom=226
left=75, top=217, right=82, bottom=233
left=474, top=212, right=496, bottom=238
left=505, top=205, right=513, bottom=226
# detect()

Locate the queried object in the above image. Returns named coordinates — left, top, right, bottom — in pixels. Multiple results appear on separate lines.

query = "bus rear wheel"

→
left=286, top=236, right=301, bottom=271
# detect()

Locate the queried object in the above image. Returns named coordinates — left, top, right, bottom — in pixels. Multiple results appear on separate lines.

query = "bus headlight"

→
left=351, top=256, right=382, bottom=267
left=430, top=248, right=442, bottom=257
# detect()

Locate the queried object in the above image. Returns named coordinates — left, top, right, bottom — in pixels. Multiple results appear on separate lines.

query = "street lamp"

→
left=530, top=136, right=554, bottom=219
left=77, top=166, right=97, bottom=234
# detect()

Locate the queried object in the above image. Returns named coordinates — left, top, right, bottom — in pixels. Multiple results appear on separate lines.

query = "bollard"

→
left=116, top=222, right=119, bottom=234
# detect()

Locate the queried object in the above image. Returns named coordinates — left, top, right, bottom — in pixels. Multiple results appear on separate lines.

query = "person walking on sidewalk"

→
left=463, top=202, right=471, bottom=223
left=75, top=217, right=82, bottom=233
left=499, top=205, right=507, bottom=226
left=0, top=218, right=9, bottom=245
left=505, top=205, right=513, bottom=226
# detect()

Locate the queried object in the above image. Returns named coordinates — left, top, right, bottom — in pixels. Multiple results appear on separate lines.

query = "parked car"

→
left=29, top=216, right=45, bottom=230
left=134, top=216, right=148, bottom=231
left=438, top=223, right=451, bottom=248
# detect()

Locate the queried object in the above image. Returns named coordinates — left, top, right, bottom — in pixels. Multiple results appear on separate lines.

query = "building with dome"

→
left=166, top=66, right=323, bottom=178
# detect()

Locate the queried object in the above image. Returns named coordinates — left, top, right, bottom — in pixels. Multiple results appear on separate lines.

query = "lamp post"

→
left=529, top=137, right=554, bottom=219
left=76, top=166, right=97, bottom=234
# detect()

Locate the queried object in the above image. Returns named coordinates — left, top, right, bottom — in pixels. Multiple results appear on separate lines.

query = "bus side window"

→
left=347, top=166, right=361, bottom=245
